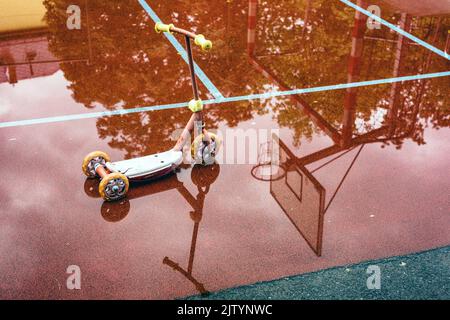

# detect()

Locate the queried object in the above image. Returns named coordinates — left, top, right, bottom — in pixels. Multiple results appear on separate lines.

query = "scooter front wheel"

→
left=99, top=172, right=129, bottom=202
left=82, top=151, right=111, bottom=178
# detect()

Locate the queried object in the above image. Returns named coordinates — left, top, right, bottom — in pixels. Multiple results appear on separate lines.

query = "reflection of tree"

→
left=251, top=0, right=449, bottom=147
left=256, top=0, right=355, bottom=137
left=43, top=0, right=267, bottom=158
left=382, top=78, right=449, bottom=149
left=44, top=0, right=195, bottom=109
left=43, top=0, right=448, bottom=156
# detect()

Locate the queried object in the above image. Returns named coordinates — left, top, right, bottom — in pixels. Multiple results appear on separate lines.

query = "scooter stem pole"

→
left=172, top=113, right=208, bottom=152
left=172, top=35, right=210, bottom=152
left=185, top=35, right=200, bottom=101
left=184, top=35, right=205, bottom=144
left=173, top=114, right=196, bottom=151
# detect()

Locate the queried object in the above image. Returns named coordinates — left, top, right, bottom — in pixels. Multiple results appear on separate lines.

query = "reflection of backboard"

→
left=270, top=134, right=325, bottom=256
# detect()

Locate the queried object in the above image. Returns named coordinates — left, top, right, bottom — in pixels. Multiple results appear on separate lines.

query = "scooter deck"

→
left=106, top=150, right=183, bottom=180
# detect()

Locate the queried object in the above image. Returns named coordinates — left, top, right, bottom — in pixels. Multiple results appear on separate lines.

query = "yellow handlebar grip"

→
left=194, top=34, right=213, bottom=51
left=155, top=22, right=174, bottom=33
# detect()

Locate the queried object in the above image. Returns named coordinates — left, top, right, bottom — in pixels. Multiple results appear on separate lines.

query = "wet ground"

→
left=0, top=0, right=449, bottom=299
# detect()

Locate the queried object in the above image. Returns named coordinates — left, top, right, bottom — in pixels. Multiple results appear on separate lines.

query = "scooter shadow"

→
left=84, top=163, right=220, bottom=223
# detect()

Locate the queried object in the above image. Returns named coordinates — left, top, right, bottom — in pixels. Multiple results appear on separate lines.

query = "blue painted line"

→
left=137, top=0, right=224, bottom=99
left=215, top=71, right=450, bottom=103
left=0, top=102, right=188, bottom=128
left=1, top=71, right=448, bottom=129
left=340, top=0, right=450, bottom=60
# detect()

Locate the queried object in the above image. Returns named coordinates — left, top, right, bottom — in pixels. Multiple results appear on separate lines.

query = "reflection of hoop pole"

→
left=85, top=0, right=93, bottom=65
left=446, top=31, right=450, bottom=56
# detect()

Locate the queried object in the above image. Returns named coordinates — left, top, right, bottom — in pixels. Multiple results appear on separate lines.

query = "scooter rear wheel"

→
left=82, top=151, right=111, bottom=178
left=99, top=172, right=129, bottom=202
left=192, top=133, right=221, bottom=166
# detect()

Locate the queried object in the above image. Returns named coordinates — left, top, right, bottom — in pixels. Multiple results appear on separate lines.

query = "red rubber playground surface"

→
left=0, top=0, right=449, bottom=299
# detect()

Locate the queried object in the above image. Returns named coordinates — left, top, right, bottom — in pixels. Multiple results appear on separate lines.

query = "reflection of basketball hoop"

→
left=251, top=140, right=286, bottom=182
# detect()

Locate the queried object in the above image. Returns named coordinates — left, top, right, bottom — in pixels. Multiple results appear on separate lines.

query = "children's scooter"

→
left=82, top=22, right=220, bottom=202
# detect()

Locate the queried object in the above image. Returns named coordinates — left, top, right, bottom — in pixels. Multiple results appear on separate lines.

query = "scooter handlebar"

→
left=194, top=34, right=212, bottom=51
left=155, top=22, right=174, bottom=33
left=154, top=22, right=212, bottom=51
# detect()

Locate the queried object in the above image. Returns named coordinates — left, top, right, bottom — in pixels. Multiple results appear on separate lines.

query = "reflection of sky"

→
left=0, top=93, right=11, bottom=115
left=0, top=70, right=102, bottom=122
left=355, top=107, right=388, bottom=134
